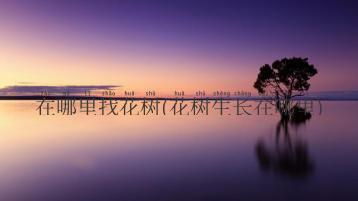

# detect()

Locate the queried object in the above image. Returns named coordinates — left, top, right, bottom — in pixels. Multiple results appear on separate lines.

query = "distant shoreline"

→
left=0, top=96, right=357, bottom=101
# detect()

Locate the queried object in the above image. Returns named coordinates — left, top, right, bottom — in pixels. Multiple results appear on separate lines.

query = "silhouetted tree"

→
left=254, top=57, right=317, bottom=118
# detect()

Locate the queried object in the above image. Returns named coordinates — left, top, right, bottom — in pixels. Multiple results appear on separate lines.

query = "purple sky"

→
left=0, top=0, right=357, bottom=93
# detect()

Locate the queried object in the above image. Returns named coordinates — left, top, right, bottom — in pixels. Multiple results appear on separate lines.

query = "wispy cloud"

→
left=0, top=85, right=121, bottom=94
left=16, top=81, right=35, bottom=85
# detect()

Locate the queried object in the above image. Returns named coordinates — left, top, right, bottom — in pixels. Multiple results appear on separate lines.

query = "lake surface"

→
left=0, top=101, right=357, bottom=201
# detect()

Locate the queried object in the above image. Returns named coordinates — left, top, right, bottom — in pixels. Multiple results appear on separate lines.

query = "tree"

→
left=254, top=57, right=317, bottom=118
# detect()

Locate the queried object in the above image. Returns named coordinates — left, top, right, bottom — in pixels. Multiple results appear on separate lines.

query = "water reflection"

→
left=2, top=101, right=358, bottom=200
left=255, top=111, right=314, bottom=178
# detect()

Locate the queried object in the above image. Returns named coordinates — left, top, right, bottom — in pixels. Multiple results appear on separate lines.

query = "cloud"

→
left=0, top=85, right=121, bottom=94
left=16, top=81, right=35, bottom=85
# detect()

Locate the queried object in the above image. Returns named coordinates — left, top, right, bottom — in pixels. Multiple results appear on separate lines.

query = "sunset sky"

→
left=0, top=0, right=357, bottom=96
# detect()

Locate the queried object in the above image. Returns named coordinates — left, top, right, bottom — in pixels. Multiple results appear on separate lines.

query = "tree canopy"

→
left=254, top=57, right=317, bottom=99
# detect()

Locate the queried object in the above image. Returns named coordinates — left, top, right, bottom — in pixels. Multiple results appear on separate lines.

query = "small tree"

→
left=254, top=57, right=317, bottom=118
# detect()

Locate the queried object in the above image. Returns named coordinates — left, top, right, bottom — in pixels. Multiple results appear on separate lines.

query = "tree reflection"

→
left=255, top=108, right=314, bottom=178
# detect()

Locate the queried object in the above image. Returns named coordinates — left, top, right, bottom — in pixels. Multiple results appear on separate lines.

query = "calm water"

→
left=0, top=101, right=357, bottom=201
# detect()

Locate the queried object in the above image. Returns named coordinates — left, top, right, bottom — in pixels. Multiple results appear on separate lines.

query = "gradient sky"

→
left=0, top=0, right=357, bottom=96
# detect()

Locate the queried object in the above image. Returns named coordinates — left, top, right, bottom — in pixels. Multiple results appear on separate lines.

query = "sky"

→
left=0, top=0, right=357, bottom=96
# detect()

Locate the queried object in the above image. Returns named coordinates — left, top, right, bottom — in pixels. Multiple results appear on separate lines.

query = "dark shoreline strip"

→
left=0, top=96, right=355, bottom=101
